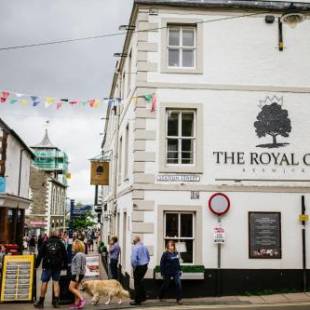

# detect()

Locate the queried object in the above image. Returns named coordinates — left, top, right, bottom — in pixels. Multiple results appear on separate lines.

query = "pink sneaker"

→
left=78, top=299, right=86, bottom=309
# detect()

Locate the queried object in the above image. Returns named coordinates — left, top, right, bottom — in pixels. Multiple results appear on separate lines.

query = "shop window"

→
left=164, top=212, right=194, bottom=263
left=166, top=110, right=195, bottom=165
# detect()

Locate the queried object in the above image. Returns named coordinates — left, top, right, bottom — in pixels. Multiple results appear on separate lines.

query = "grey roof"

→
left=134, top=0, right=310, bottom=11
left=32, top=129, right=58, bottom=149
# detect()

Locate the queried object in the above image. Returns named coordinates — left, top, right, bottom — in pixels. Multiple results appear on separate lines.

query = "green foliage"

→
left=70, top=211, right=96, bottom=230
left=154, top=265, right=205, bottom=273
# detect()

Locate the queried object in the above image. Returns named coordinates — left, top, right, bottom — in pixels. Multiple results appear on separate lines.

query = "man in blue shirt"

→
left=130, top=236, right=150, bottom=305
left=109, top=236, right=120, bottom=279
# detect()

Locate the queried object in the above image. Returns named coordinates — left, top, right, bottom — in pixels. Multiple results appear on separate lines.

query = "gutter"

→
left=135, top=0, right=310, bottom=11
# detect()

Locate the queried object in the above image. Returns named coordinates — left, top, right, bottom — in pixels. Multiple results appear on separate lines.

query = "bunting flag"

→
left=1, top=91, right=10, bottom=103
left=31, top=96, right=40, bottom=107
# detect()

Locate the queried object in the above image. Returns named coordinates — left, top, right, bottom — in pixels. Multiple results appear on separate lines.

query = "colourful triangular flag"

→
left=0, top=91, right=10, bottom=103
left=31, top=96, right=40, bottom=107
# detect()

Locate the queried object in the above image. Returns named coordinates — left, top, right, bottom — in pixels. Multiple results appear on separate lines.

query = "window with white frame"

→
left=164, top=212, right=195, bottom=263
left=166, top=109, right=195, bottom=165
left=168, top=25, right=196, bottom=68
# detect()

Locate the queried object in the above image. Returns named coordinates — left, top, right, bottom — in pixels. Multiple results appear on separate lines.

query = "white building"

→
left=100, top=0, right=310, bottom=296
left=0, top=118, right=33, bottom=246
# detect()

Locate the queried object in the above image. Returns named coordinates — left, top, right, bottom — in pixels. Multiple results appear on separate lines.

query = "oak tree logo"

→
left=254, top=96, right=291, bottom=149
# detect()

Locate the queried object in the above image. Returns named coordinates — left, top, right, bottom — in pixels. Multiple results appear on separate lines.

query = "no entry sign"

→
left=208, top=193, right=230, bottom=216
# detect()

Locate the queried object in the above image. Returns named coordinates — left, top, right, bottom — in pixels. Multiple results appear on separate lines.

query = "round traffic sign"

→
left=208, top=193, right=230, bottom=216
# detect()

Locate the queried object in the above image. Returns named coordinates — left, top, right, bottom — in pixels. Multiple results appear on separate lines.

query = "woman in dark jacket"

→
left=158, top=240, right=182, bottom=304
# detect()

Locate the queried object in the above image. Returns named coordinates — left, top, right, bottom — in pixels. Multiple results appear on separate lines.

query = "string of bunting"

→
left=0, top=90, right=122, bottom=110
left=0, top=90, right=157, bottom=111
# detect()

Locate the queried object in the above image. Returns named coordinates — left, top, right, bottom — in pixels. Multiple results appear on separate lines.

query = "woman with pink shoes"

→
left=68, top=240, right=87, bottom=309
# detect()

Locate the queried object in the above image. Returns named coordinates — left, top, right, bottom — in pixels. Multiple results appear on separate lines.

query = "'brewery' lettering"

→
left=213, top=152, right=310, bottom=166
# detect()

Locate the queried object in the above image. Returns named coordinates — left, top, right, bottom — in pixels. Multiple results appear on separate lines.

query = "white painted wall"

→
left=145, top=190, right=310, bottom=269
left=5, top=135, right=31, bottom=200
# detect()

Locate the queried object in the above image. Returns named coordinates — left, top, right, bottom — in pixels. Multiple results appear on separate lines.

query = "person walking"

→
left=29, top=235, right=36, bottom=254
left=108, top=236, right=120, bottom=280
left=34, top=230, right=68, bottom=309
left=158, top=240, right=183, bottom=305
left=130, top=236, right=150, bottom=306
left=68, top=240, right=87, bottom=309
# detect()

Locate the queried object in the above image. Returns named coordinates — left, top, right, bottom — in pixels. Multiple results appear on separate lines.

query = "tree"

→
left=70, top=211, right=96, bottom=230
left=254, top=102, right=291, bottom=148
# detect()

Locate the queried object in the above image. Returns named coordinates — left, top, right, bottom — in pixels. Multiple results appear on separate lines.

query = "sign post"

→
left=208, top=193, right=230, bottom=297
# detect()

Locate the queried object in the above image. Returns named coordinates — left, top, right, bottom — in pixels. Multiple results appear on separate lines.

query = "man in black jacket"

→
left=34, top=230, right=68, bottom=309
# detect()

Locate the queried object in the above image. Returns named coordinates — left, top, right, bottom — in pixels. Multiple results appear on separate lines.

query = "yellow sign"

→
left=0, top=255, right=35, bottom=302
left=90, top=161, right=109, bottom=185
left=299, top=214, right=309, bottom=222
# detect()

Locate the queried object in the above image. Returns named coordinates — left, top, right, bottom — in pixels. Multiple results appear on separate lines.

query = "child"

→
left=69, top=240, right=87, bottom=309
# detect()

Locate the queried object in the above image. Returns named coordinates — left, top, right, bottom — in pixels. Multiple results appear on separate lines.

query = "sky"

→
left=0, top=0, right=133, bottom=203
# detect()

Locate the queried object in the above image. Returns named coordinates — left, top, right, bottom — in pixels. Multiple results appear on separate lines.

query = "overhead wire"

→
left=0, top=11, right=269, bottom=52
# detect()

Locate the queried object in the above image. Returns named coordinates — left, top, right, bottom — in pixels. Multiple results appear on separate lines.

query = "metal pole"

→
left=301, top=195, right=307, bottom=291
left=217, top=217, right=222, bottom=296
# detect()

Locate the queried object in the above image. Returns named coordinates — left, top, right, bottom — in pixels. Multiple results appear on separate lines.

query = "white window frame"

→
left=167, top=25, right=196, bottom=69
left=124, top=124, right=129, bottom=181
left=164, top=211, right=195, bottom=265
left=166, top=109, right=196, bottom=166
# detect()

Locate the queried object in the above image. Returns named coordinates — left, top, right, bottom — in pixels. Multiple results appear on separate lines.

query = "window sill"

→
left=161, top=67, right=203, bottom=75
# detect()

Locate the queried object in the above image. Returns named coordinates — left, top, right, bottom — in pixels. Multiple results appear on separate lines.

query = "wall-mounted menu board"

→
left=0, top=255, right=35, bottom=302
left=249, top=212, right=281, bottom=259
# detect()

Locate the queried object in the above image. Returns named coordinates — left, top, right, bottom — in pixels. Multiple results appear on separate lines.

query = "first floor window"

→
left=164, top=212, right=195, bottom=263
left=166, top=109, right=195, bottom=165
left=168, top=25, right=196, bottom=68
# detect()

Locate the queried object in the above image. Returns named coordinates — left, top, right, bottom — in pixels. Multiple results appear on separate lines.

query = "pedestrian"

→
left=130, top=236, right=150, bottom=306
left=108, top=236, right=120, bottom=280
left=34, top=230, right=68, bottom=309
left=29, top=235, right=36, bottom=254
left=68, top=240, right=87, bottom=309
left=158, top=240, right=183, bottom=305
left=0, top=244, right=6, bottom=270
left=37, top=234, right=44, bottom=251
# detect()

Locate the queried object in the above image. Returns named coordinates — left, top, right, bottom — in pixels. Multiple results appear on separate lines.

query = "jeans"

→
left=159, top=272, right=182, bottom=301
left=133, top=264, right=148, bottom=303
left=109, top=258, right=118, bottom=280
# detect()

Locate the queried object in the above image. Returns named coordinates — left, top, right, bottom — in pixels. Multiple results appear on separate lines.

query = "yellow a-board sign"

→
left=0, top=255, right=35, bottom=302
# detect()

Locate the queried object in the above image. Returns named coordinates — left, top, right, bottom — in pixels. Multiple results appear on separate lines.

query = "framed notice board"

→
left=249, top=212, right=282, bottom=259
left=0, top=255, right=35, bottom=302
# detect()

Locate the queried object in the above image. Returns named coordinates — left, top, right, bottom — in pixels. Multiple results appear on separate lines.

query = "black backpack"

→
left=46, top=239, right=63, bottom=269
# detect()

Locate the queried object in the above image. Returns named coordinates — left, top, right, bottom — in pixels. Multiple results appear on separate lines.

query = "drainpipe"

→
left=111, top=106, right=120, bottom=237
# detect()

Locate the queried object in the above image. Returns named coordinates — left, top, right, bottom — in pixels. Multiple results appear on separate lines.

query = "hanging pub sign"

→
left=0, top=255, right=35, bottom=302
left=249, top=212, right=281, bottom=259
left=90, top=161, right=109, bottom=185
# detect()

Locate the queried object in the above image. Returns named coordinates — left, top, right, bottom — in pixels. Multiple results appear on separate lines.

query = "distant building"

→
left=100, top=0, right=310, bottom=297
left=26, top=130, right=68, bottom=235
left=0, top=118, right=34, bottom=246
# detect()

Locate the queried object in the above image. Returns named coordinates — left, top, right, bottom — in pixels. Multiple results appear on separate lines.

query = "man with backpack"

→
left=34, top=230, right=68, bottom=309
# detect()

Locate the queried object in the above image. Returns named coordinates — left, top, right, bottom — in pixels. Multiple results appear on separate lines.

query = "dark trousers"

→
left=109, top=259, right=118, bottom=280
left=133, top=265, right=148, bottom=303
left=159, top=273, right=182, bottom=301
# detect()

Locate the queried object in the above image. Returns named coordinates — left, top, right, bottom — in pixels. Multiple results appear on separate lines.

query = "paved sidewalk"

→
left=2, top=292, right=310, bottom=309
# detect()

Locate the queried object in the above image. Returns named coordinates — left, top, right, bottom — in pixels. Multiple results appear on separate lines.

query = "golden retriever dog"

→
left=81, top=279, right=130, bottom=305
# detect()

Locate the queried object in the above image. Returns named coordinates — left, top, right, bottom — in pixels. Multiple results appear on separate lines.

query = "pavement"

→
left=2, top=248, right=310, bottom=309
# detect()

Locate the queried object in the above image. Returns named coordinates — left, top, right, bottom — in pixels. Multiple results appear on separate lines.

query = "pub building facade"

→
left=100, top=0, right=310, bottom=296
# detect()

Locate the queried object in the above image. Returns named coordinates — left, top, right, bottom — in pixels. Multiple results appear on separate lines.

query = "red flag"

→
left=1, top=91, right=10, bottom=103
left=89, top=99, right=95, bottom=108
left=151, top=94, right=157, bottom=112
